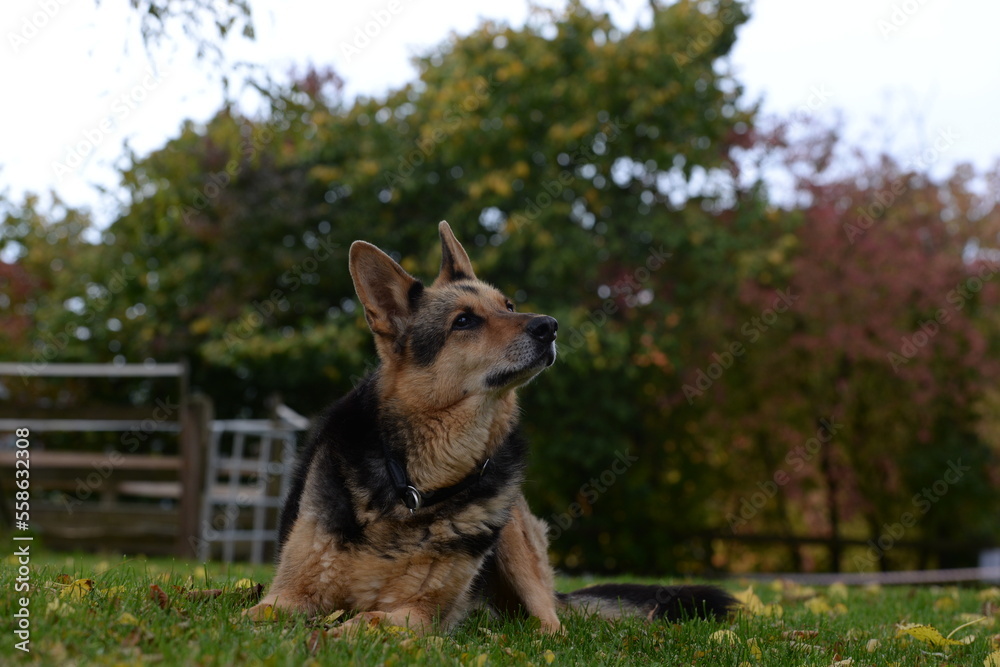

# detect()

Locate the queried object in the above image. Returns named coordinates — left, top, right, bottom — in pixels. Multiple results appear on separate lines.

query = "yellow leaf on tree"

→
left=896, top=623, right=963, bottom=647
left=60, top=578, right=94, bottom=600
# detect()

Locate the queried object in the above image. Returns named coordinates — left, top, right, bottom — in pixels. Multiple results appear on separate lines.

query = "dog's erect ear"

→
left=349, top=241, right=422, bottom=344
left=433, top=220, right=477, bottom=286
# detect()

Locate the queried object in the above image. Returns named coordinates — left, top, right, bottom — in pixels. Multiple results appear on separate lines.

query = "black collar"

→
left=385, top=455, right=491, bottom=512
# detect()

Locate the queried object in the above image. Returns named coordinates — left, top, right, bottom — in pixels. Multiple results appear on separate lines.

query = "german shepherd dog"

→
left=247, top=222, right=735, bottom=634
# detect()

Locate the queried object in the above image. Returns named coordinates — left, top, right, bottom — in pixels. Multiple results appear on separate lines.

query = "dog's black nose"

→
left=526, top=316, right=558, bottom=343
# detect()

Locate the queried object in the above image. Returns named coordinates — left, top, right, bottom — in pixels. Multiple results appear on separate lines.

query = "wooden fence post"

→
left=178, top=394, right=213, bottom=558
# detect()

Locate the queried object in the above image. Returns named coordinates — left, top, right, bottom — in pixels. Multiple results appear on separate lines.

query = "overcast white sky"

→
left=1, top=0, right=998, bottom=226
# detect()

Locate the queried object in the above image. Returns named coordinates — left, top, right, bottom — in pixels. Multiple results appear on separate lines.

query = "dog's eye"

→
left=506, top=301, right=515, bottom=313
left=452, top=314, right=477, bottom=330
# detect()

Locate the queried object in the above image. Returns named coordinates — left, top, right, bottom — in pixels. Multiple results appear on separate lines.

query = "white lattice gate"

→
left=196, top=411, right=308, bottom=563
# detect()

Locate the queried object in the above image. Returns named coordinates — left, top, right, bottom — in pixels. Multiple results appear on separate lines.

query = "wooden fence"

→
left=0, top=362, right=307, bottom=561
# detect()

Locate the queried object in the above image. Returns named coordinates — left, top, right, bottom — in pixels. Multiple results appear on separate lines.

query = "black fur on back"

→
left=558, top=583, right=737, bottom=622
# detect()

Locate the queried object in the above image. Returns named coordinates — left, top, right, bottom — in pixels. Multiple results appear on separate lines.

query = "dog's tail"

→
left=556, top=582, right=737, bottom=622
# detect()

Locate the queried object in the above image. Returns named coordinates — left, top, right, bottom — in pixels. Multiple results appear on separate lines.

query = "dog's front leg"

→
left=492, top=495, right=562, bottom=633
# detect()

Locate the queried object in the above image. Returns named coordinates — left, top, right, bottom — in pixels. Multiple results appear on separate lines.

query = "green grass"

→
left=2, top=549, right=998, bottom=666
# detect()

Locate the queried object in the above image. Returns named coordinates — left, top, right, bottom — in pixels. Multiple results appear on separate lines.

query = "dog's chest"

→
left=291, top=495, right=511, bottom=613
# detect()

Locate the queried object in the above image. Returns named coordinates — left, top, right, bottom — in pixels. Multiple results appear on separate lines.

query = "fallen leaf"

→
left=55, top=574, right=73, bottom=585
left=149, top=584, right=169, bottom=609
left=985, top=650, right=1000, bottom=667
left=979, top=588, right=1000, bottom=602
left=934, top=596, right=958, bottom=611
left=307, top=629, right=324, bottom=655
left=543, top=649, right=556, bottom=664
left=781, top=581, right=818, bottom=601
left=60, top=578, right=95, bottom=600
left=322, top=609, right=346, bottom=625
left=734, top=586, right=783, bottom=617
left=116, top=612, right=140, bottom=626
left=746, top=638, right=762, bottom=659
left=866, top=638, right=879, bottom=652
left=896, top=623, right=963, bottom=647
left=827, top=582, right=848, bottom=600
left=782, top=630, right=819, bottom=640
left=709, top=629, right=739, bottom=645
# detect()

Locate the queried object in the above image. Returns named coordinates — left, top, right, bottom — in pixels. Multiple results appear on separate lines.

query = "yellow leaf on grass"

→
left=256, top=604, right=276, bottom=622
left=746, top=638, right=762, bottom=659
left=827, top=582, right=849, bottom=600
left=543, top=649, right=556, bottom=664
left=323, top=609, right=345, bottom=625
left=116, top=612, right=140, bottom=626
left=985, top=649, right=1000, bottom=667
left=805, top=597, right=830, bottom=614
left=734, top=587, right=763, bottom=610
left=60, top=578, right=95, bottom=600
left=934, top=596, right=958, bottom=611
left=979, top=588, right=1000, bottom=602
left=734, top=586, right=783, bottom=617
left=709, top=630, right=739, bottom=645
left=896, top=623, right=963, bottom=647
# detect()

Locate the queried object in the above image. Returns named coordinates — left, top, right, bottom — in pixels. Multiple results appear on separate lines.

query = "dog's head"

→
left=349, top=222, right=557, bottom=408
